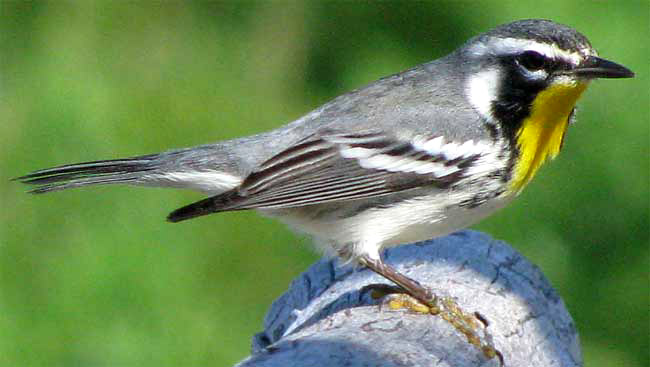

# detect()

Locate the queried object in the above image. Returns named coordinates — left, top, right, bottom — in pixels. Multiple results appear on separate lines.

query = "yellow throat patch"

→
left=509, top=81, right=588, bottom=193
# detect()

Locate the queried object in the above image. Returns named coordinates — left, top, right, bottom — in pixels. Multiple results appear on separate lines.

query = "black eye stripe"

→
left=517, top=50, right=548, bottom=71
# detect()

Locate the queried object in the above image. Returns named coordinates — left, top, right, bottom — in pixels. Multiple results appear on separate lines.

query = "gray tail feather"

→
left=15, top=154, right=160, bottom=194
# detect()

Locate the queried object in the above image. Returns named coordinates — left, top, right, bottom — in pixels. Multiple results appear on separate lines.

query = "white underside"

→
left=261, top=137, right=512, bottom=262
left=262, top=191, right=514, bottom=262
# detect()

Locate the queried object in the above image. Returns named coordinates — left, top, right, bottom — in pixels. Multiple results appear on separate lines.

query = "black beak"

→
left=570, top=55, right=635, bottom=79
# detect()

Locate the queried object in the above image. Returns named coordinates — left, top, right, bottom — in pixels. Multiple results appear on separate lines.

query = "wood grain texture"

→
left=236, top=230, right=581, bottom=367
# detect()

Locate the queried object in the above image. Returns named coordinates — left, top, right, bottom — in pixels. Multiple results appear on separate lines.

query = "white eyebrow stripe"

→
left=469, top=37, right=595, bottom=65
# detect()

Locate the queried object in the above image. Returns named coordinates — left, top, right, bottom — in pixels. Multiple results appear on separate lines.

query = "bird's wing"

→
left=167, top=130, right=491, bottom=222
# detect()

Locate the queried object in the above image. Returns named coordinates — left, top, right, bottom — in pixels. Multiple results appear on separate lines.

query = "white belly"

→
left=261, top=191, right=515, bottom=261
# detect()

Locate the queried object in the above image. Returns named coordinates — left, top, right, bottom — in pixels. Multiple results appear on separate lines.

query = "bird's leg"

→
left=358, top=254, right=503, bottom=365
left=358, top=255, right=439, bottom=311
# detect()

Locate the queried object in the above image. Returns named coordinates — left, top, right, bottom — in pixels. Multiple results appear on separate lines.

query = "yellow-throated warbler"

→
left=18, top=19, right=634, bottom=347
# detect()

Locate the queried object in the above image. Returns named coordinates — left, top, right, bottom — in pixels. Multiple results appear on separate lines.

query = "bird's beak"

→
left=570, top=55, right=635, bottom=79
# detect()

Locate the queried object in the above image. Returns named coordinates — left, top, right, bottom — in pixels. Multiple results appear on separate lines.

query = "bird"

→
left=17, top=19, right=633, bottom=332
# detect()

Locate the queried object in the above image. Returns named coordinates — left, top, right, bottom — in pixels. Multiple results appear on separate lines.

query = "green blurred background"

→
left=1, top=1, right=647, bottom=366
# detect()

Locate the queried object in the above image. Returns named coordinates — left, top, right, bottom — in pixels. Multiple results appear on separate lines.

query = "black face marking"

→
left=517, top=50, right=546, bottom=71
left=466, top=21, right=594, bottom=147
left=491, top=54, right=546, bottom=136
left=490, top=50, right=574, bottom=143
left=485, top=49, right=573, bottom=184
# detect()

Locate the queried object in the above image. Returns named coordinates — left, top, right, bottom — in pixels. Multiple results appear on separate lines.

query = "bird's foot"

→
left=364, top=283, right=503, bottom=365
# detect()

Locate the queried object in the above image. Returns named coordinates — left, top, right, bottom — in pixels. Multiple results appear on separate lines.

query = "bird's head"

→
left=459, top=19, right=634, bottom=191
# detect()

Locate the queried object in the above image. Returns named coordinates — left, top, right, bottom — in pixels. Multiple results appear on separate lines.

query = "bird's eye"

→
left=517, top=51, right=547, bottom=71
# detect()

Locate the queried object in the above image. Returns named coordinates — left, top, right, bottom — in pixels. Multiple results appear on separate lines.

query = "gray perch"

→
left=236, top=231, right=581, bottom=367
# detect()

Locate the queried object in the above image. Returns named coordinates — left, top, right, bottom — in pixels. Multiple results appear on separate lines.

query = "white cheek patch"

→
left=465, top=37, right=594, bottom=121
left=465, top=68, right=500, bottom=123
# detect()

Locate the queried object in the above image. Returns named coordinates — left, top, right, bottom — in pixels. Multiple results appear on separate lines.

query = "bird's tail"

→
left=16, top=154, right=160, bottom=194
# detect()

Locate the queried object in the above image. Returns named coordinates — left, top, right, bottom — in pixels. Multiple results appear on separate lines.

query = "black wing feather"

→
left=168, top=132, right=480, bottom=223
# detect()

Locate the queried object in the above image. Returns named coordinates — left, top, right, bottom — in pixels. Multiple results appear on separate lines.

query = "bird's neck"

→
left=508, top=82, right=589, bottom=193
